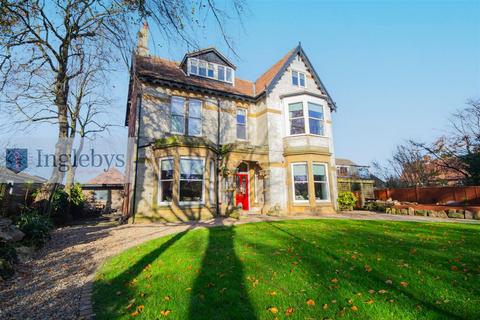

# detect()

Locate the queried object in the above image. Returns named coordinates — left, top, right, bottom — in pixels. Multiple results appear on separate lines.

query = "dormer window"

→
left=198, top=60, right=207, bottom=77
left=218, top=66, right=225, bottom=81
left=188, top=58, right=234, bottom=84
left=292, top=70, right=306, bottom=87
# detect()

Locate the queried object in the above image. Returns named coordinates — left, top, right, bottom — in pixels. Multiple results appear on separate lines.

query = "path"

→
left=0, top=212, right=477, bottom=319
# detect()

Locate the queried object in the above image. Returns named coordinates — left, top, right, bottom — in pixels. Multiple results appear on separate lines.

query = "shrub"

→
left=0, top=241, right=17, bottom=279
left=338, top=192, right=357, bottom=211
left=364, top=201, right=393, bottom=212
left=16, top=210, right=53, bottom=248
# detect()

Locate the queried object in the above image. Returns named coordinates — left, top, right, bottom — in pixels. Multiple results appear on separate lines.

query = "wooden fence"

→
left=375, top=186, right=480, bottom=204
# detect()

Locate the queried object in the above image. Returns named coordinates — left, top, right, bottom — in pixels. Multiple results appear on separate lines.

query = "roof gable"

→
left=180, top=47, right=236, bottom=69
left=254, top=44, right=336, bottom=110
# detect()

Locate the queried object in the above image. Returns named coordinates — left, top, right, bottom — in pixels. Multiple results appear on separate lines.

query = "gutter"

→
left=216, top=98, right=221, bottom=217
left=131, top=93, right=142, bottom=223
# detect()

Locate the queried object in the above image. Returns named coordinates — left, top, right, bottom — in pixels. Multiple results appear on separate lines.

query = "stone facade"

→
left=124, top=43, right=339, bottom=222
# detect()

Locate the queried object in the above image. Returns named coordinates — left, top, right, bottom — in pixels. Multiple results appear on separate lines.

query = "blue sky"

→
left=148, top=0, right=479, bottom=166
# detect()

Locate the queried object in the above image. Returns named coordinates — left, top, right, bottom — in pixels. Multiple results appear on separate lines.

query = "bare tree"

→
left=372, top=141, right=440, bottom=188
left=0, top=0, right=245, bottom=212
left=412, top=99, right=480, bottom=185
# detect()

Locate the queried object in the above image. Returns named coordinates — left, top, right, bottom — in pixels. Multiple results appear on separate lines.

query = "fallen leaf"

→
left=368, top=289, right=375, bottom=294
left=137, top=305, right=144, bottom=313
left=268, top=291, right=277, bottom=296
left=451, top=266, right=458, bottom=271
left=268, top=307, right=278, bottom=314
left=164, top=296, right=171, bottom=301
left=378, top=290, right=387, bottom=294
left=285, top=307, right=295, bottom=317
left=366, top=299, right=374, bottom=305
left=400, top=281, right=409, bottom=287
left=330, top=278, right=338, bottom=283
left=364, top=265, right=372, bottom=272
left=410, top=248, right=417, bottom=254
left=351, top=305, right=359, bottom=311
left=385, top=279, right=393, bottom=285
left=116, top=291, right=122, bottom=295
left=348, top=299, right=353, bottom=305
left=130, top=311, right=139, bottom=317
left=306, top=299, right=315, bottom=306
left=322, top=303, right=328, bottom=310
left=160, top=309, right=171, bottom=317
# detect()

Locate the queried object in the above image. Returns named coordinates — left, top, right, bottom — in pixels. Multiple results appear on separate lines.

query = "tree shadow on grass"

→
left=188, top=224, right=257, bottom=320
left=93, top=228, right=192, bottom=319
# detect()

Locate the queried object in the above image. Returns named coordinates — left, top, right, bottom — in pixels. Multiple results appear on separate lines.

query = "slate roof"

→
left=133, top=45, right=335, bottom=109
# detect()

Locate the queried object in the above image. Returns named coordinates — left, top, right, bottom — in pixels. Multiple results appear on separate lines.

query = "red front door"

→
left=235, top=173, right=249, bottom=210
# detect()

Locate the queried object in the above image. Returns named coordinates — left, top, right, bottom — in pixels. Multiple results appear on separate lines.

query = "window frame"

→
left=170, top=96, right=186, bottom=135
left=187, top=99, right=203, bottom=137
left=288, top=102, right=306, bottom=136
left=291, top=70, right=306, bottom=88
left=178, top=157, right=205, bottom=205
left=313, top=162, right=330, bottom=202
left=307, top=102, right=325, bottom=136
left=291, top=162, right=309, bottom=203
left=236, top=108, right=248, bottom=140
left=285, top=96, right=327, bottom=137
left=189, top=58, right=199, bottom=75
left=158, top=157, right=174, bottom=205
left=187, top=58, right=234, bottom=84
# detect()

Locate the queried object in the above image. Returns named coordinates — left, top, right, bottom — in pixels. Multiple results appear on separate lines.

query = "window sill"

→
left=285, top=133, right=327, bottom=138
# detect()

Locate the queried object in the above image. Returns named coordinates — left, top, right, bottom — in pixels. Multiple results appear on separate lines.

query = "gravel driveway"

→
left=0, top=212, right=477, bottom=319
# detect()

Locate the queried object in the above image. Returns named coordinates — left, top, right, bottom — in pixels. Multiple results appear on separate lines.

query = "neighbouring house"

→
left=0, top=167, right=46, bottom=216
left=123, top=25, right=338, bottom=222
left=335, top=158, right=375, bottom=206
left=82, top=168, right=125, bottom=213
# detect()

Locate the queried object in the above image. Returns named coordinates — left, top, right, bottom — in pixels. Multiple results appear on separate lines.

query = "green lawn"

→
left=93, top=219, right=480, bottom=319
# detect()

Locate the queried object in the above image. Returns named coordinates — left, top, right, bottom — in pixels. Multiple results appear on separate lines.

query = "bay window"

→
left=236, top=109, right=247, bottom=140
left=292, top=163, right=308, bottom=202
left=308, top=102, right=324, bottom=135
left=287, top=100, right=326, bottom=136
left=313, top=163, right=329, bottom=201
left=288, top=102, right=305, bottom=135
left=179, top=158, right=204, bottom=202
left=159, top=158, right=174, bottom=203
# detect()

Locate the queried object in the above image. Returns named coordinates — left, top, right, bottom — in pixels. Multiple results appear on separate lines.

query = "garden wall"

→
left=375, top=186, right=480, bottom=205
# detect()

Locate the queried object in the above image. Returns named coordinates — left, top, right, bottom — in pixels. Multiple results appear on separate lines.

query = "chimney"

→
left=137, top=22, right=149, bottom=56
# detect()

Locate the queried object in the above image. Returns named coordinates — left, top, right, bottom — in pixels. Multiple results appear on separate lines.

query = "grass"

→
left=93, top=219, right=480, bottom=319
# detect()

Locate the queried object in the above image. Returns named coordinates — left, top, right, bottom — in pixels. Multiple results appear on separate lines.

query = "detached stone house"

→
left=124, top=25, right=338, bottom=222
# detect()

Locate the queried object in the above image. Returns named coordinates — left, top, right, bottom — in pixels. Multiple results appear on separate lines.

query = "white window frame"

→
left=187, top=99, right=203, bottom=137
left=313, top=162, right=330, bottom=202
left=187, top=58, right=234, bottom=84
left=291, top=162, right=309, bottom=203
left=236, top=108, right=248, bottom=140
left=291, top=70, right=306, bottom=88
left=171, top=96, right=186, bottom=134
left=287, top=102, right=306, bottom=136
left=307, top=102, right=325, bottom=136
left=178, top=157, right=205, bottom=205
left=284, top=96, right=327, bottom=137
left=158, top=157, right=174, bottom=205
left=189, top=58, right=199, bottom=75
